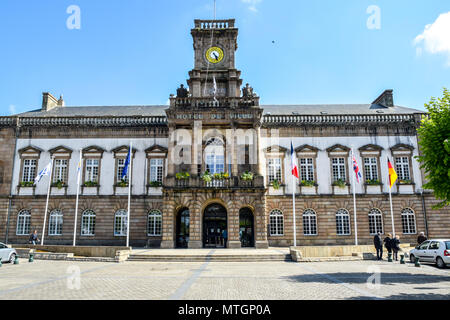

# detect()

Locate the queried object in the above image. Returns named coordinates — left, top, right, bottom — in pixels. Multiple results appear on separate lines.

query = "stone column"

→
left=254, top=196, right=269, bottom=249
left=188, top=197, right=202, bottom=249
left=227, top=205, right=241, bottom=248
left=160, top=194, right=175, bottom=248
left=167, top=125, right=176, bottom=177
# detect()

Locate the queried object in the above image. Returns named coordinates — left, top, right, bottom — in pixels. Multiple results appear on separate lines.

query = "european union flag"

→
left=121, top=148, right=131, bottom=180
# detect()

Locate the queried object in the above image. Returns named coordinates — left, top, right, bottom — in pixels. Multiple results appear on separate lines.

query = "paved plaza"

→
left=0, top=258, right=449, bottom=300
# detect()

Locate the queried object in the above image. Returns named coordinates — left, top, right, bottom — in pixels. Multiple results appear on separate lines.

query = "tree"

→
left=416, top=88, right=450, bottom=209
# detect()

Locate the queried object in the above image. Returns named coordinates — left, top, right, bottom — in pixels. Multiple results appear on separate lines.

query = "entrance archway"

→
left=176, top=207, right=190, bottom=248
left=239, top=207, right=254, bottom=247
left=203, top=203, right=227, bottom=248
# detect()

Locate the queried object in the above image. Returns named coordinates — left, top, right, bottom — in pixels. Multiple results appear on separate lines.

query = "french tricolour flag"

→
left=291, top=142, right=299, bottom=179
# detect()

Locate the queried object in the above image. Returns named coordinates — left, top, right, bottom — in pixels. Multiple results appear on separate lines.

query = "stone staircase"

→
left=127, top=252, right=292, bottom=262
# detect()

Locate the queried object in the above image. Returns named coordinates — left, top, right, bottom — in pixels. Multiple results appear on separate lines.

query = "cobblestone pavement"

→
left=0, top=259, right=449, bottom=300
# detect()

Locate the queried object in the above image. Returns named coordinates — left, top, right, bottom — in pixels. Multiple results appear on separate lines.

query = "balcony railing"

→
left=165, top=176, right=264, bottom=189
left=170, top=96, right=259, bottom=109
left=194, top=19, right=235, bottom=29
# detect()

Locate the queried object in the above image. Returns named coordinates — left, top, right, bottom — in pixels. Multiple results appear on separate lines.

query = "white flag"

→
left=34, top=161, right=52, bottom=184
left=213, top=76, right=218, bottom=102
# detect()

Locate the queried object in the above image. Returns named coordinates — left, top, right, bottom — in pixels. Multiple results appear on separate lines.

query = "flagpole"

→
left=73, top=149, right=82, bottom=246
left=291, top=142, right=297, bottom=247
left=126, top=141, right=132, bottom=248
left=41, top=157, right=54, bottom=245
left=351, top=149, right=358, bottom=245
left=389, top=185, right=395, bottom=238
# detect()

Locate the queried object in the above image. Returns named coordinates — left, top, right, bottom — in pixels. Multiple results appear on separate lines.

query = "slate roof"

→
left=14, top=103, right=424, bottom=117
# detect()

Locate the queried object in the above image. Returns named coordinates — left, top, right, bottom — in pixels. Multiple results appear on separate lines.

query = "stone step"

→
left=127, top=254, right=292, bottom=262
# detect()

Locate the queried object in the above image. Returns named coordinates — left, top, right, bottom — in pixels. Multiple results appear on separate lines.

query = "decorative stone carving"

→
left=242, top=83, right=255, bottom=97
left=176, top=84, right=189, bottom=98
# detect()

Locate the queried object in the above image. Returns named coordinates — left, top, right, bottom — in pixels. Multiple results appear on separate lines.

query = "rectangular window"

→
left=206, top=154, right=225, bottom=174
left=331, top=158, right=346, bottom=182
left=395, top=157, right=411, bottom=181
left=49, top=213, right=63, bottom=236
left=117, top=158, right=128, bottom=182
left=22, top=159, right=37, bottom=183
left=364, top=157, right=378, bottom=181
left=53, top=159, right=68, bottom=183
left=150, top=158, right=164, bottom=183
left=85, top=159, right=99, bottom=183
left=300, top=158, right=314, bottom=181
left=267, top=158, right=282, bottom=183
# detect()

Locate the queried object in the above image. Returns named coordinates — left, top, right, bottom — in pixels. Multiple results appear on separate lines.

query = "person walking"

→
left=373, top=232, right=383, bottom=260
left=29, top=230, right=39, bottom=245
left=384, top=233, right=392, bottom=256
left=417, top=232, right=427, bottom=245
left=222, top=229, right=228, bottom=248
left=391, top=235, right=401, bottom=261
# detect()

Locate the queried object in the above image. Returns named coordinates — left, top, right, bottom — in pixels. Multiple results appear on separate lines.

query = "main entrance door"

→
left=176, top=208, right=190, bottom=248
left=203, top=204, right=227, bottom=248
left=239, top=207, right=254, bottom=247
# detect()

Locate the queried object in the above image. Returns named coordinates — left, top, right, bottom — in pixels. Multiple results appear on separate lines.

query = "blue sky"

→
left=0, top=0, right=449, bottom=115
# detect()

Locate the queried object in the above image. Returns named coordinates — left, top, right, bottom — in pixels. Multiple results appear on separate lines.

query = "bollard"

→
left=400, top=254, right=405, bottom=264
left=14, top=255, right=19, bottom=265
left=387, top=252, right=392, bottom=262
left=29, top=253, right=34, bottom=263
left=415, top=256, right=421, bottom=267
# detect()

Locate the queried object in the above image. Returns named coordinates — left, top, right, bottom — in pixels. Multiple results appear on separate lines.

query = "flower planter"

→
left=268, top=186, right=284, bottom=195
left=301, top=186, right=317, bottom=195
left=147, top=186, right=163, bottom=195
left=51, top=187, right=67, bottom=196
left=82, top=186, right=99, bottom=196
left=365, top=184, right=382, bottom=194
left=332, top=185, right=349, bottom=195
left=398, top=184, right=414, bottom=194
left=18, top=186, right=35, bottom=196
left=115, top=186, right=130, bottom=195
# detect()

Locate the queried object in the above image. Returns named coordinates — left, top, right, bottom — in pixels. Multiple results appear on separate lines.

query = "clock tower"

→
left=188, top=19, right=243, bottom=98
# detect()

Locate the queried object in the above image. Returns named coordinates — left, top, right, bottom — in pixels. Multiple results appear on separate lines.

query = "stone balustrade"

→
left=170, top=96, right=259, bottom=109
left=194, top=19, right=235, bottom=29
left=165, top=175, right=264, bottom=189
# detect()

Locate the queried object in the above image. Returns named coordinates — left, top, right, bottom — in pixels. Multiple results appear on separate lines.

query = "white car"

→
left=0, top=242, right=17, bottom=264
left=409, top=239, right=450, bottom=269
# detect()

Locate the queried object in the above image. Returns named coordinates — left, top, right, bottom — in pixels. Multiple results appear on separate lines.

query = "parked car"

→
left=409, top=239, right=450, bottom=269
left=0, top=242, right=17, bottom=264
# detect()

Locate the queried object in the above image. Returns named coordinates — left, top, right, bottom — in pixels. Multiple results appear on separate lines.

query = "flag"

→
left=291, top=142, right=299, bottom=179
left=352, top=154, right=362, bottom=183
left=121, top=147, right=131, bottom=180
left=34, top=161, right=52, bottom=184
left=77, top=158, right=82, bottom=174
left=387, top=158, right=398, bottom=189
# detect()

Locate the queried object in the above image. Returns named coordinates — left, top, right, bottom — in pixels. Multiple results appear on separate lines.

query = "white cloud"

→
left=414, top=11, right=450, bottom=66
left=241, top=0, right=262, bottom=12
left=8, top=104, right=16, bottom=115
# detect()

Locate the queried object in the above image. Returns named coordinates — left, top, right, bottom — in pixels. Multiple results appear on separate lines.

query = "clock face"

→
left=205, top=46, right=224, bottom=64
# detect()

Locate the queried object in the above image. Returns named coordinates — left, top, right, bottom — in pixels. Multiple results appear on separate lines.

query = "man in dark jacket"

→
left=417, top=232, right=427, bottom=245
left=373, top=232, right=383, bottom=260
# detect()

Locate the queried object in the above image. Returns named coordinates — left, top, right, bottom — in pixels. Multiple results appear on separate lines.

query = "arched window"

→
left=48, top=209, right=63, bottom=236
left=336, top=209, right=351, bottom=235
left=401, top=208, right=416, bottom=234
left=269, top=209, right=284, bottom=236
left=16, top=210, right=31, bottom=235
left=303, top=209, right=317, bottom=236
left=114, top=209, right=128, bottom=236
left=368, top=208, right=383, bottom=235
left=148, top=210, right=162, bottom=236
left=205, top=137, right=225, bottom=174
left=81, top=210, right=96, bottom=236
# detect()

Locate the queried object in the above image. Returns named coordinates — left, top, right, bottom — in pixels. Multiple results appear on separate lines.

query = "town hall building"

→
left=0, top=19, right=448, bottom=249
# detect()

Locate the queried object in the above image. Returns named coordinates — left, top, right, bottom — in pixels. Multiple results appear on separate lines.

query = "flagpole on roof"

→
left=73, top=148, right=82, bottom=246
left=41, top=156, right=54, bottom=246
left=291, top=141, right=297, bottom=247
left=351, top=148, right=358, bottom=245
left=126, top=141, right=132, bottom=248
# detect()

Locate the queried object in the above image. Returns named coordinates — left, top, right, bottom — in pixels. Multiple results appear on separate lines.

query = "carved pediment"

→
left=295, top=144, right=319, bottom=153
left=390, top=143, right=414, bottom=152
left=49, top=145, right=73, bottom=155
left=145, top=145, right=168, bottom=154
left=326, top=144, right=350, bottom=153
left=263, top=145, right=287, bottom=154
left=18, top=146, right=43, bottom=157
left=111, top=145, right=137, bottom=157
left=359, top=144, right=383, bottom=152
left=82, top=145, right=105, bottom=155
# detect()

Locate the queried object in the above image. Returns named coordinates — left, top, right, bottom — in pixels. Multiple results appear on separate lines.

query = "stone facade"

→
left=0, top=19, right=448, bottom=248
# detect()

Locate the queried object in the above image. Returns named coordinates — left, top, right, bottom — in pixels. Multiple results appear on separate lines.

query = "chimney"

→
left=372, top=89, right=394, bottom=108
left=42, top=92, right=59, bottom=111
